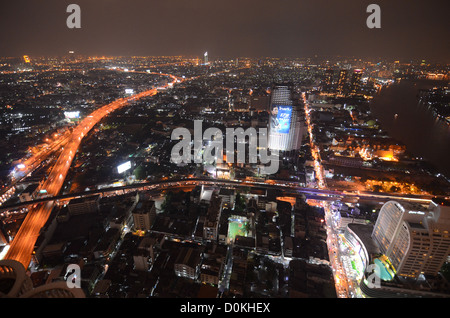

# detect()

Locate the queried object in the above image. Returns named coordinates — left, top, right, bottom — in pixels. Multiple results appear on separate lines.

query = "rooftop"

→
left=68, top=194, right=100, bottom=205
left=408, top=221, right=426, bottom=230
left=347, top=223, right=380, bottom=256
left=432, top=197, right=450, bottom=207
left=174, top=247, right=202, bottom=269
left=22, top=183, right=39, bottom=194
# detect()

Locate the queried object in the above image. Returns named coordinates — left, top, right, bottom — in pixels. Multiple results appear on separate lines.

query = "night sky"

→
left=0, top=0, right=449, bottom=61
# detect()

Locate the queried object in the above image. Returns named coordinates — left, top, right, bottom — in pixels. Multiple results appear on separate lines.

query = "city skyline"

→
left=0, top=0, right=449, bottom=62
left=0, top=53, right=449, bottom=301
left=0, top=0, right=449, bottom=303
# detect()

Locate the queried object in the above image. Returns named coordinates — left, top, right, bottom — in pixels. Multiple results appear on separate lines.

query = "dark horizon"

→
left=0, top=0, right=449, bottom=62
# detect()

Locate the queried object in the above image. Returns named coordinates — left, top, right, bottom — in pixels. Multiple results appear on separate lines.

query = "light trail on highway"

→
left=2, top=69, right=438, bottom=287
left=4, top=72, right=182, bottom=269
left=0, top=61, right=192, bottom=198
left=3, top=63, right=245, bottom=269
left=302, top=92, right=354, bottom=298
left=0, top=175, right=435, bottom=214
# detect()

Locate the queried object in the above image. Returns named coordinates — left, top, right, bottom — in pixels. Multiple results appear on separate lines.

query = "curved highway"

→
left=4, top=72, right=182, bottom=269
left=2, top=66, right=442, bottom=299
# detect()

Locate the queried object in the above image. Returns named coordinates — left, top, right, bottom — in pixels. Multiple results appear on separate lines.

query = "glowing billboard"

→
left=117, top=161, right=131, bottom=174
left=64, top=111, right=80, bottom=119
left=270, top=105, right=292, bottom=134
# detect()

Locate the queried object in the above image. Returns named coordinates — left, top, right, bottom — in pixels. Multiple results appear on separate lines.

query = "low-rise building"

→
left=19, top=183, right=39, bottom=202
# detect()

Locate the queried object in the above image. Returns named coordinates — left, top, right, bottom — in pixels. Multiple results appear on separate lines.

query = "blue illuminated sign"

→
left=271, top=105, right=292, bottom=134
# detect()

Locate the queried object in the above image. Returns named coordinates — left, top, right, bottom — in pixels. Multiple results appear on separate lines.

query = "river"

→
left=369, top=79, right=450, bottom=179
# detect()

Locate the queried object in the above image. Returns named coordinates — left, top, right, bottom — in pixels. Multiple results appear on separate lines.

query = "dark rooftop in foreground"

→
left=432, top=197, right=450, bottom=207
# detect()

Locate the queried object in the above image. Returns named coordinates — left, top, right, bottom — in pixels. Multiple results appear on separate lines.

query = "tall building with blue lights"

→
left=268, top=85, right=304, bottom=152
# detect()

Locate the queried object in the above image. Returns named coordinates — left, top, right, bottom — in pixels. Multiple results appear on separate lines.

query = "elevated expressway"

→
left=0, top=177, right=436, bottom=214
left=2, top=64, right=251, bottom=268
left=4, top=72, right=181, bottom=268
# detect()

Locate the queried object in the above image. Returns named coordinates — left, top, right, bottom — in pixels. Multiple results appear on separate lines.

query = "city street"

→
left=303, top=92, right=363, bottom=298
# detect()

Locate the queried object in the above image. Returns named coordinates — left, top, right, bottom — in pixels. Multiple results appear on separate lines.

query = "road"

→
left=3, top=64, right=247, bottom=268
left=2, top=71, right=439, bottom=294
left=12, top=129, right=71, bottom=182
left=1, top=63, right=192, bottom=198
left=4, top=72, right=181, bottom=269
left=0, top=129, right=72, bottom=205
left=0, top=175, right=436, bottom=214
left=302, top=92, right=352, bottom=298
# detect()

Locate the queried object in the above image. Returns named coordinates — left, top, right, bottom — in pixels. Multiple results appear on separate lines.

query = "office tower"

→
left=68, top=50, right=76, bottom=61
left=372, top=199, right=450, bottom=278
left=204, top=51, right=208, bottom=65
left=268, top=84, right=304, bottom=152
left=350, top=69, right=362, bottom=95
left=323, top=69, right=334, bottom=92
left=336, top=70, right=348, bottom=95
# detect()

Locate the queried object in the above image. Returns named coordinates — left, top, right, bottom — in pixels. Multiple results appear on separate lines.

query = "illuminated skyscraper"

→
left=23, top=55, right=30, bottom=63
left=336, top=70, right=348, bottom=95
left=268, top=84, right=304, bottom=152
left=68, top=50, right=75, bottom=62
left=204, top=52, right=208, bottom=65
left=323, top=69, right=334, bottom=92
left=372, top=199, right=450, bottom=278
left=350, top=69, right=362, bottom=95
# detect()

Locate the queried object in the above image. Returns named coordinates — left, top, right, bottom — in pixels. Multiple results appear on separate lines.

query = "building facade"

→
left=372, top=199, right=450, bottom=278
left=203, top=193, right=222, bottom=241
left=268, top=84, right=304, bottom=152
left=67, top=194, right=100, bottom=216
left=336, top=70, right=348, bottom=95
left=350, top=69, right=362, bottom=95
left=132, top=200, right=156, bottom=232
left=174, top=247, right=202, bottom=280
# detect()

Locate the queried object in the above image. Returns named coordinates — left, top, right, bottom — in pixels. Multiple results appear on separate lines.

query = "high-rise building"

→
left=323, top=69, right=334, bottom=92
left=268, top=84, right=304, bottom=152
left=204, top=51, right=208, bottom=65
left=336, top=70, right=348, bottom=95
left=132, top=200, right=156, bottom=232
left=372, top=199, right=450, bottom=278
left=350, top=69, right=363, bottom=95
left=203, top=193, right=222, bottom=241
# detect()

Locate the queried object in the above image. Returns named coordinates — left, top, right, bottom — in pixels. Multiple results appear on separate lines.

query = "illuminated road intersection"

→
left=303, top=92, right=364, bottom=298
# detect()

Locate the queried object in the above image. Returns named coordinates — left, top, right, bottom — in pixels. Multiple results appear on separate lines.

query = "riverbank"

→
left=369, top=79, right=450, bottom=179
